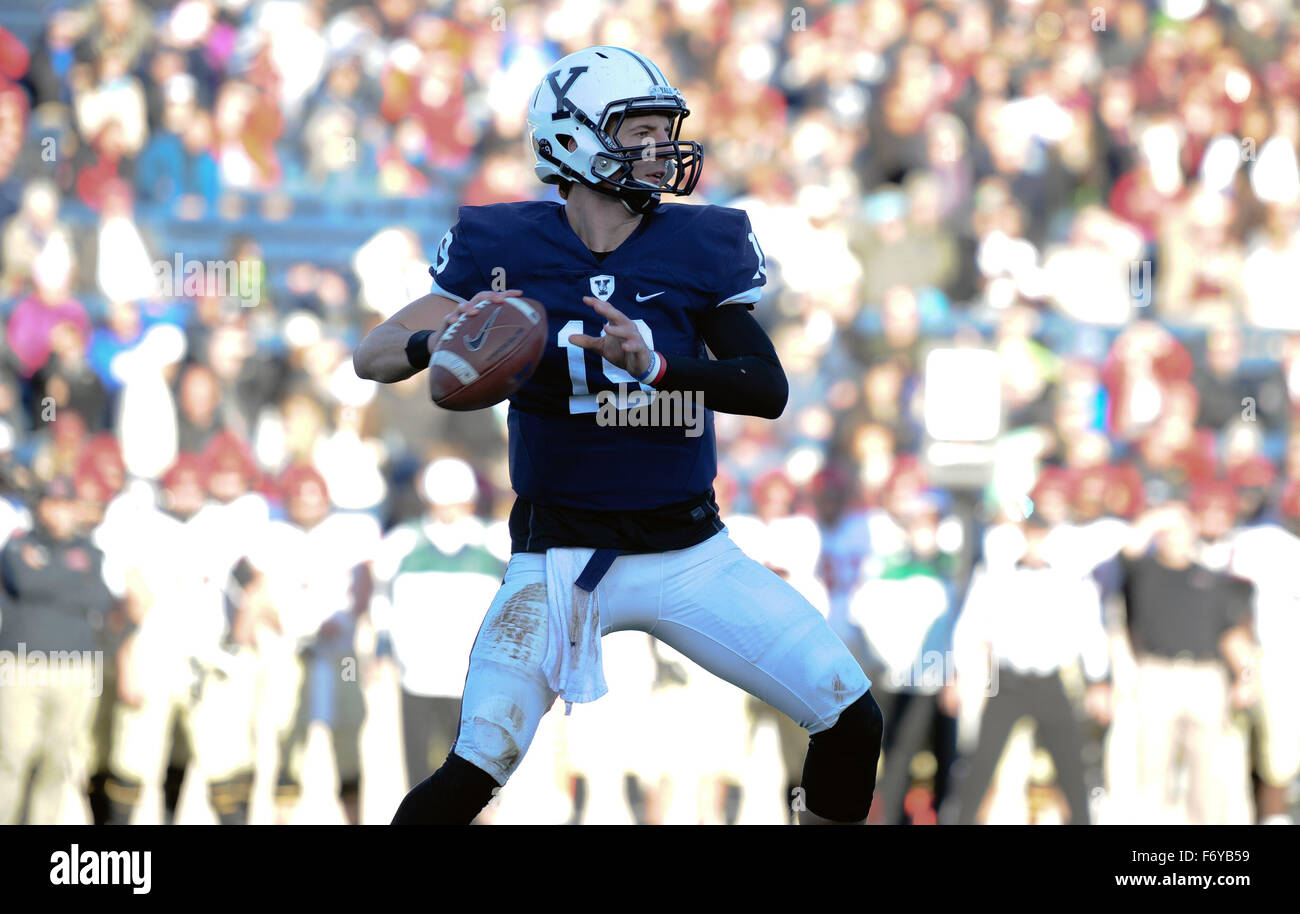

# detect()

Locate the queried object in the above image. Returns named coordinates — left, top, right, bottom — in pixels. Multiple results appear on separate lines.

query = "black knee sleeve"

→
left=800, top=690, right=885, bottom=822
left=391, top=752, right=499, bottom=825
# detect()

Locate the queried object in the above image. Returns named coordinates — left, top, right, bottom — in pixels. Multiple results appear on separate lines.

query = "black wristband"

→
left=405, top=329, right=435, bottom=369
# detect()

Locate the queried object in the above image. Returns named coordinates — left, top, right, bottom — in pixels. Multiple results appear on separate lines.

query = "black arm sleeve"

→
left=654, top=304, right=789, bottom=419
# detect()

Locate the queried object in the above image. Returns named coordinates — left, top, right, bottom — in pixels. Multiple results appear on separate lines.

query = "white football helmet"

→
left=527, top=46, right=702, bottom=214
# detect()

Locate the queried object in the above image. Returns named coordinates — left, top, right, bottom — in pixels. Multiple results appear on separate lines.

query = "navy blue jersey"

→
left=429, top=201, right=767, bottom=517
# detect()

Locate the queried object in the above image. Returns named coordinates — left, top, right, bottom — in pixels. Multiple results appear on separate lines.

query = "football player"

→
left=103, top=455, right=257, bottom=825
left=355, top=46, right=882, bottom=825
left=244, top=464, right=379, bottom=824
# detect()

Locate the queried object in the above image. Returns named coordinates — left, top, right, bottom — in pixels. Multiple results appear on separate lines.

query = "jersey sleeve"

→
left=714, top=210, right=767, bottom=310
left=428, top=209, right=489, bottom=302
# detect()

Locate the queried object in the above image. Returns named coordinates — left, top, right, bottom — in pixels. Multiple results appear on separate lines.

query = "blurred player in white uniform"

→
left=193, top=432, right=273, bottom=822
left=244, top=464, right=379, bottom=824
left=104, top=455, right=257, bottom=825
left=1227, top=482, right=1300, bottom=824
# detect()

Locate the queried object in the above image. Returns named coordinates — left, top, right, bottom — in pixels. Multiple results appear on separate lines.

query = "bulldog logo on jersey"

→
left=589, top=275, right=615, bottom=301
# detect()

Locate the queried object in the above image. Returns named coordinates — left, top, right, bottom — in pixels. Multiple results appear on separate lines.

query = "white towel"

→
left=542, top=547, right=609, bottom=713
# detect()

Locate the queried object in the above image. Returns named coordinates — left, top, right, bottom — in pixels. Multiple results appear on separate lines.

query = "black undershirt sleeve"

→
left=654, top=303, right=789, bottom=419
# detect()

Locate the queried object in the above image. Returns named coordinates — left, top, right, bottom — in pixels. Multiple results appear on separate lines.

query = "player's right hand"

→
left=438, top=289, right=524, bottom=343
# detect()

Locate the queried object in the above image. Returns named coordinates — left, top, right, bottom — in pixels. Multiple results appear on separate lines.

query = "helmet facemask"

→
left=534, top=96, right=703, bottom=214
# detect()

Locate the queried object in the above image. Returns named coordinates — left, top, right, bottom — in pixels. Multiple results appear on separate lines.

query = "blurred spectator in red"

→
left=1101, top=321, right=1193, bottom=441
left=1109, top=117, right=1186, bottom=246
left=1190, top=480, right=1240, bottom=571
left=1029, top=467, right=1073, bottom=529
left=1225, top=448, right=1276, bottom=526
left=0, top=75, right=31, bottom=220
left=78, top=433, right=126, bottom=498
left=74, top=120, right=131, bottom=211
left=6, top=234, right=91, bottom=379
left=213, top=78, right=283, bottom=192
left=1134, top=383, right=1217, bottom=494
left=375, top=117, right=432, bottom=197
left=460, top=147, right=536, bottom=207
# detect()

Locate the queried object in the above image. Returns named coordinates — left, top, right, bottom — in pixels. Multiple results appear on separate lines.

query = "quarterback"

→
left=354, top=46, right=882, bottom=824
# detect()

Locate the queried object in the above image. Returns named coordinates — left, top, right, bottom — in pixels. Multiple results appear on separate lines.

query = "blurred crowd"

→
left=0, top=0, right=1299, bottom=824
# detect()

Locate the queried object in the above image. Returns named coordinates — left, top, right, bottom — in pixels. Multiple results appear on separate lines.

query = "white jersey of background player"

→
left=105, top=456, right=258, bottom=824
left=1224, top=494, right=1300, bottom=825
left=247, top=470, right=381, bottom=657
left=244, top=465, right=380, bottom=824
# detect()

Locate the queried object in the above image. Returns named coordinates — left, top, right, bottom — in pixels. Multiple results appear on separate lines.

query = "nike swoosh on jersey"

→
left=635, top=291, right=666, bottom=301
left=465, top=306, right=502, bottom=350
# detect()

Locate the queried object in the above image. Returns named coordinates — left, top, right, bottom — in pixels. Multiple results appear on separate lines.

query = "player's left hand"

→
left=569, top=297, right=653, bottom=378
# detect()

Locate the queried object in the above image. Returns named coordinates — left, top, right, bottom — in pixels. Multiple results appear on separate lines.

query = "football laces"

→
left=440, top=303, right=482, bottom=342
left=442, top=315, right=466, bottom=341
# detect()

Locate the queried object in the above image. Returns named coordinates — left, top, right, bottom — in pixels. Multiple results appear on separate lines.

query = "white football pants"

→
left=452, top=530, right=870, bottom=785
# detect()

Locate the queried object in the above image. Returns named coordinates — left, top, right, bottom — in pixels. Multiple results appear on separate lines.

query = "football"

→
left=428, top=296, right=548, bottom=411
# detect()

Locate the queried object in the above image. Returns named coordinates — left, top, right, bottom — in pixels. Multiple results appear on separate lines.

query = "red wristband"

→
left=649, top=350, right=668, bottom=386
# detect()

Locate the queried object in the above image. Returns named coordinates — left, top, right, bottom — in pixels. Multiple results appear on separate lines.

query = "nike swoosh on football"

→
left=465, top=306, right=502, bottom=351
left=635, top=291, right=666, bottom=301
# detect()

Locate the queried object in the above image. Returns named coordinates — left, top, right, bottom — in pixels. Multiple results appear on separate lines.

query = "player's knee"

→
left=452, top=691, right=533, bottom=785
left=816, top=690, right=883, bottom=759
left=800, top=691, right=884, bottom=823
left=458, top=718, right=521, bottom=782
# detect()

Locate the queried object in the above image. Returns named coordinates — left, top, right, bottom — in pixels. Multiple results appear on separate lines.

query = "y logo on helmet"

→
left=547, top=67, right=589, bottom=121
left=590, top=275, right=615, bottom=301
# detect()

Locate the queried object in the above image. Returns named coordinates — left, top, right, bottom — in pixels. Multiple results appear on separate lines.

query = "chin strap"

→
left=621, top=194, right=659, bottom=215
left=610, top=184, right=659, bottom=214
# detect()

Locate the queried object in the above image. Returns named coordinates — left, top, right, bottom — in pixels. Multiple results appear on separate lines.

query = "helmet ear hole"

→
left=556, top=134, right=577, bottom=153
